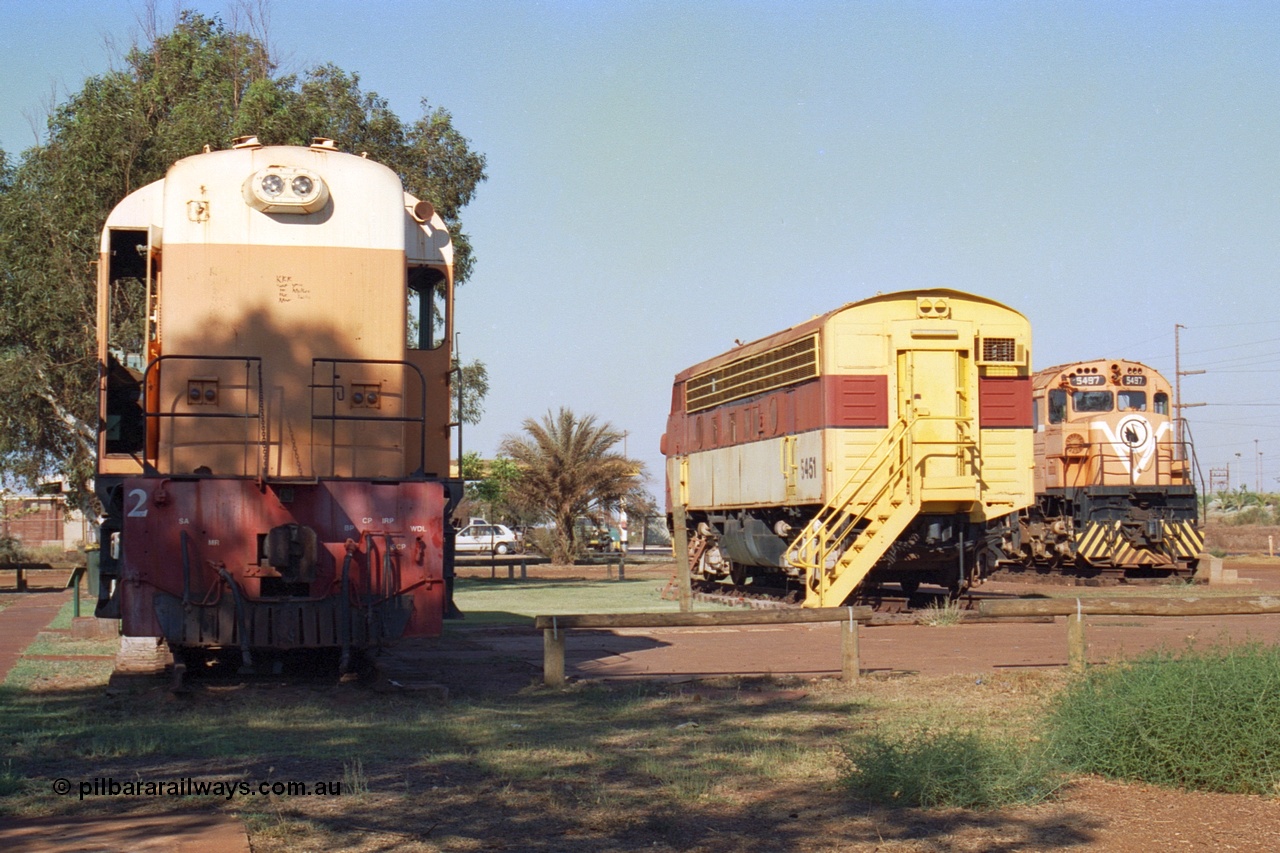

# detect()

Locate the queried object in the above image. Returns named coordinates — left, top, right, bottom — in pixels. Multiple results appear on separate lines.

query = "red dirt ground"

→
left=431, top=558, right=1280, bottom=852
left=6, top=561, right=1280, bottom=851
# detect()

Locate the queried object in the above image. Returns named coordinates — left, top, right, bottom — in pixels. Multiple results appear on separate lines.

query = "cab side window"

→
left=1048, top=389, right=1067, bottom=424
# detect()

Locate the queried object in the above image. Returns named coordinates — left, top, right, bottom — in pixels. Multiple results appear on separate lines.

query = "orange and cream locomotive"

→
left=1017, top=359, right=1202, bottom=578
left=95, top=137, right=460, bottom=671
left=662, top=289, right=1036, bottom=606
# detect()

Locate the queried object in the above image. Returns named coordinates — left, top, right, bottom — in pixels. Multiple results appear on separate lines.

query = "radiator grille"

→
left=980, top=337, right=1018, bottom=363
left=686, top=335, right=819, bottom=412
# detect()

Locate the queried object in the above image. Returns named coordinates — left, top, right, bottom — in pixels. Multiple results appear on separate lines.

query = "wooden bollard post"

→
left=1067, top=605, right=1086, bottom=673
left=672, top=504, right=692, bottom=612
left=841, top=607, right=859, bottom=682
left=544, top=619, right=566, bottom=687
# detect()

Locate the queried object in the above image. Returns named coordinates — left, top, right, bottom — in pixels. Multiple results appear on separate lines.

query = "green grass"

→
left=23, top=633, right=119, bottom=658
left=451, top=576, right=738, bottom=625
left=1046, top=642, right=1280, bottom=794
left=46, top=595, right=100, bottom=631
left=917, top=597, right=966, bottom=626
left=841, top=727, right=1062, bottom=809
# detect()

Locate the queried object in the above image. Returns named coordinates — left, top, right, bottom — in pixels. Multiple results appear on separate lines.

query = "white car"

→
left=454, top=523, right=521, bottom=555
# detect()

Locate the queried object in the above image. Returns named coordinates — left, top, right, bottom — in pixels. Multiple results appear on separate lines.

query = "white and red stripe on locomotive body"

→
left=663, top=289, right=1034, bottom=519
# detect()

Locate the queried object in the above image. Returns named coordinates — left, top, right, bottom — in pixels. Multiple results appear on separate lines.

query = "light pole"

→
left=1258, top=439, right=1264, bottom=493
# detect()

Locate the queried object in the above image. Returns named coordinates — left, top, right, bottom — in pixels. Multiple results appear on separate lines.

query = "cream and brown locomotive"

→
left=662, top=289, right=1036, bottom=607
left=1014, top=359, right=1202, bottom=578
left=95, top=137, right=460, bottom=671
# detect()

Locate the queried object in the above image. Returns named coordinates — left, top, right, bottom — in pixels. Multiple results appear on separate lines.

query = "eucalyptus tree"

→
left=0, top=11, right=487, bottom=504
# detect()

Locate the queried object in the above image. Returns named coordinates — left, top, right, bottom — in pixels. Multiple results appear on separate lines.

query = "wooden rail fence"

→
left=980, top=595, right=1280, bottom=672
left=534, top=596, right=1280, bottom=685
left=534, top=606, right=872, bottom=687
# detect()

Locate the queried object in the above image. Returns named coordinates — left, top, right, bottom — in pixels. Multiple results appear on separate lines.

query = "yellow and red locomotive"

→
left=1015, top=359, right=1202, bottom=578
left=94, top=137, right=459, bottom=670
left=662, top=289, right=1036, bottom=607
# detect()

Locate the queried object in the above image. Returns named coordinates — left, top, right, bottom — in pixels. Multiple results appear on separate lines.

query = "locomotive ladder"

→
left=786, top=416, right=923, bottom=608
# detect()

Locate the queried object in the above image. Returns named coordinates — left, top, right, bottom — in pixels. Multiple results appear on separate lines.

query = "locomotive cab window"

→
left=1072, top=390, right=1113, bottom=413
left=407, top=266, right=446, bottom=350
left=1117, top=391, right=1147, bottom=412
left=1048, top=389, right=1067, bottom=424
left=1154, top=392, right=1169, bottom=415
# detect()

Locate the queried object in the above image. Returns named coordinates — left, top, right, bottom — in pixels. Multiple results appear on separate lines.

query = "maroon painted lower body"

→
left=119, top=478, right=448, bottom=655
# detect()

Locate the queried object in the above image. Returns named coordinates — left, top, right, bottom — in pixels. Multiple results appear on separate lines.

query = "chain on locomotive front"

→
left=94, top=137, right=460, bottom=671
left=662, top=289, right=1036, bottom=607
left=1016, top=359, right=1203, bottom=578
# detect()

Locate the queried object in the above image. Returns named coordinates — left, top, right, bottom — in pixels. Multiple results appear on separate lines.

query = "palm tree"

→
left=500, top=408, right=646, bottom=563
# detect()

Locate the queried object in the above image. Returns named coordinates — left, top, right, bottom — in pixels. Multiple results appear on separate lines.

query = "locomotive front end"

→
left=1025, top=359, right=1202, bottom=577
left=95, top=138, right=459, bottom=670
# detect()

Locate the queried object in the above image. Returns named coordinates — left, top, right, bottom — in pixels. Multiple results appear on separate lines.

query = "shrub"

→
left=840, top=727, right=1062, bottom=809
left=1046, top=643, right=1280, bottom=794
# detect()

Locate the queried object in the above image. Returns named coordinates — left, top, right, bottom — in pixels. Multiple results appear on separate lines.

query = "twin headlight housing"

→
left=242, top=166, right=329, bottom=214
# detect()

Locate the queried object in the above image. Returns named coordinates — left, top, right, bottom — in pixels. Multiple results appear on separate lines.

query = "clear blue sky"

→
left=4, top=1, right=1279, bottom=498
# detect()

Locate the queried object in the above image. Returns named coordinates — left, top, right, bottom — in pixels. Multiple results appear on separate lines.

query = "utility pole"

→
left=1257, top=439, right=1263, bottom=493
left=1173, top=323, right=1206, bottom=458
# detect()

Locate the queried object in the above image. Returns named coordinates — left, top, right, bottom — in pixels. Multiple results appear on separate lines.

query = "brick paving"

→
left=0, top=591, right=71, bottom=680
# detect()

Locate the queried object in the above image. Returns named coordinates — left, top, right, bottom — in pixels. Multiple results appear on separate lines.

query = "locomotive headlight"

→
left=260, top=173, right=285, bottom=197
left=243, top=166, right=330, bottom=214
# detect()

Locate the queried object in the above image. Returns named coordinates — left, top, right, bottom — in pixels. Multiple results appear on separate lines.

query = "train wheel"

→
left=729, top=562, right=748, bottom=586
left=899, top=579, right=920, bottom=599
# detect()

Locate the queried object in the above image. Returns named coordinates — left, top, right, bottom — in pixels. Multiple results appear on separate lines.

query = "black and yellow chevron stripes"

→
left=1074, top=519, right=1203, bottom=567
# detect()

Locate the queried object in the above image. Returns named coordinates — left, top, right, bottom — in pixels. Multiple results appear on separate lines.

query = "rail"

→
left=537, top=588, right=1278, bottom=685
left=980, top=588, right=1280, bottom=671
left=787, top=416, right=914, bottom=575
left=310, top=358, right=430, bottom=476
left=140, top=355, right=265, bottom=478
left=1180, top=419, right=1208, bottom=522
left=534, top=606, right=872, bottom=686
left=1057, top=437, right=1199, bottom=490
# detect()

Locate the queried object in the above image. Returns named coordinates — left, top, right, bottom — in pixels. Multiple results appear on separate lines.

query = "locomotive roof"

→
left=100, top=140, right=452, bottom=268
left=672, top=288, right=1025, bottom=381
left=1034, top=358, right=1163, bottom=379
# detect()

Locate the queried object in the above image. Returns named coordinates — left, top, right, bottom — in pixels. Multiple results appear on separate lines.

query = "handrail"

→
left=139, top=354, right=265, bottom=478
left=1057, top=437, right=1199, bottom=490
left=310, top=358, right=431, bottom=476
left=1179, top=419, right=1207, bottom=523
left=788, top=416, right=915, bottom=575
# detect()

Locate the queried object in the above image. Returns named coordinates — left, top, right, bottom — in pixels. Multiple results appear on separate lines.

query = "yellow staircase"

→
left=787, top=417, right=923, bottom=607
